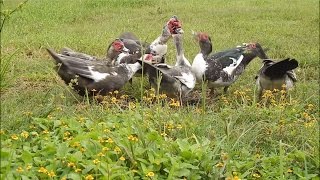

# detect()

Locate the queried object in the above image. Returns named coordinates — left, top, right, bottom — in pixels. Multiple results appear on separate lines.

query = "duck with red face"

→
left=191, top=31, right=268, bottom=94
left=46, top=42, right=142, bottom=96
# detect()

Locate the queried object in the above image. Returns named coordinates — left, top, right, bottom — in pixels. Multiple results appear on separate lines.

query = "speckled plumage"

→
left=47, top=48, right=141, bottom=96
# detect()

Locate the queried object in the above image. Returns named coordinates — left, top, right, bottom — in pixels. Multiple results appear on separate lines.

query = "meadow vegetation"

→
left=1, top=0, right=319, bottom=179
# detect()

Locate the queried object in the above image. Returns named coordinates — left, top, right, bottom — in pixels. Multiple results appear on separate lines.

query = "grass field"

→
left=1, top=0, right=319, bottom=179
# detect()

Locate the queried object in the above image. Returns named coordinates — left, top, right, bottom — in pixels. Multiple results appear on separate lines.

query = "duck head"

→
left=192, top=31, right=213, bottom=57
left=106, top=39, right=130, bottom=60
left=243, top=42, right=268, bottom=59
left=238, top=42, right=269, bottom=66
left=149, top=16, right=184, bottom=60
left=167, top=15, right=184, bottom=35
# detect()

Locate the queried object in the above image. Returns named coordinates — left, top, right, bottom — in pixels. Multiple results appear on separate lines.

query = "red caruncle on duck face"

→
left=112, top=40, right=124, bottom=52
left=198, top=33, right=209, bottom=41
left=167, top=18, right=182, bottom=34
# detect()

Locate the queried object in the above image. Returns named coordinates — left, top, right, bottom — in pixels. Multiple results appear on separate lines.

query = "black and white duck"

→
left=105, top=15, right=183, bottom=66
left=46, top=48, right=142, bottom=96
left=191, top=32, right=268, bottom=94
left=142, top=31, right=196, bottom=102
left=256, top=58, right=298, bottom=98
left=60, top=39, right=129, bottom=65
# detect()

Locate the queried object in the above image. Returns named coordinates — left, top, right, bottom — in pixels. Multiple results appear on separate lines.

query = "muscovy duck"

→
left=256, top=58, right=298, bottom=98
left=60, top=39, right=129, bottom=65
left=46, top=48, right=142, bottom=96
left=142, top=32, right=196, bottom=103
left=191, top=32, right=268, bottom=94
left=105, top=15, right=183, bottom=65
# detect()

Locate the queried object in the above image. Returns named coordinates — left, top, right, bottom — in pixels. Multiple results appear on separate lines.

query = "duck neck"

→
left=192, top=53, right=206, bottom=81
left=173, top=34, right=190, bottom=67
left=200, top=42, right=212, bottom=59
left=126, top=62, right=142, bottom=78
left=243, top=48, right=269, bottom=66
left=150, top=25, right=171, bottom=46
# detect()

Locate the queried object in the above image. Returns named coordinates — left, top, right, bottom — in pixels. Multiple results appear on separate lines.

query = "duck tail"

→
left=46, top=48, right=63, bottom=64
left=264, top=58, right=298, bottom=79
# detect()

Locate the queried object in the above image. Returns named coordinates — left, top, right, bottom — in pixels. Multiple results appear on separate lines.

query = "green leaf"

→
left=56, top=142, right=69, bottom=157
left=0, top=148, right=10, bottom=160
left=64, top=172, right=81, bottom=180
left=21, top=150, right=33, bottom=164
left=175, top=168, right=190, bottom=177
left=0, top=160, right=9, bottom=168
left=33, top=157, right=44, bottom=165
left=82, top=165, right=95, bottom=174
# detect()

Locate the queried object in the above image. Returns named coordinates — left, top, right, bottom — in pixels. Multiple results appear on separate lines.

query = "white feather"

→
left=223, top=55, right=244, bottom=75
left=88, top=66, right=109, bottom=82
left=150, top=37, right=168, bottom=56
left=115, top=52, right=129, bottom=65
left=191, top=53, right=208, bottom=81
left=175, top=72, right=196, bottom=89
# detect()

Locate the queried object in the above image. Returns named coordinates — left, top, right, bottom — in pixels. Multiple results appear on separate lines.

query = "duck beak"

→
left=175, top=28, right=184, bottom=34
left=121, top=46, right=130, bottom=53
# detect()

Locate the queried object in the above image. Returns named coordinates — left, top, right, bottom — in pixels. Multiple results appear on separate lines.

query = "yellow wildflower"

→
left=146, top=171, right=155, bottom=177
left=120, top=95, right=128, bottom=99
left=75, top=168, right=82, bottom=173
left=16, top=166, right=24, bottom=172
left=26, top=164, right=32, bottom=170
left=119, top=156, right=125, bottom=161
left=111, top=97, right=117, bottom=103
left=287, top=168, right=293, bottom=173
left=85, top=174, right=94, bottom=180
left=102, top=147, right=109, bottom=151
left=106, top=138, right=114, bottom=143
left=113, top=90, right=119, bottom=94
left=42, top=129, right=49, bottom=134
left=80, top=147, right=86, bottom=152
left=38, top=167, right=48, bottom=174
left=68, top=162, right=76, bottom=168
left=98, top=137, right=105, bottom=143
left=215, top=162, right=224, bottom=168
left=176, top=124, right=183, bottom=129
left=0, top=129, right=5, bottom=134
left=129, top=102, right=136, bottom=109
left=160, top=132, right=167, bottom=137
left=20, top=131, right=29, bottom=139
left=72, top=142, right=81, bottom=148
left=233, top=176, right=241, bottom=180
left=97, top=152, right=105, bottom=157
left=114, top=146, right=121, bottom=154
left=159, top=94, right=167, bottom=99
left=252, top=173, right=261, bottom=178
left=93, top=159, right=100, bottom=164
left=47, top=114, right=53, bottom=119
left=47, top=170, right=56, bottom=177
left=11, top=134, right=19, bottom=140
left=61, top=177, right=67, bottom=180
left=64, top=131, right=71, bottom=136
left=128, top=135, right=138, bottom=142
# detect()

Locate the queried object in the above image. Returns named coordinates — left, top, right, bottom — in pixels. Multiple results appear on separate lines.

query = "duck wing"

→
left=47, top=48, right=116, bottom=82
left=60, top=47, right=98, bottom=61
left=143, top=62, right=195, bottom=89
left=208, top=47, right=245, bottom=68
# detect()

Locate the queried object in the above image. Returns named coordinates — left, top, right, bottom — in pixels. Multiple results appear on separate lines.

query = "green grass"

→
left=1, top=0, right=319, bottom=179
